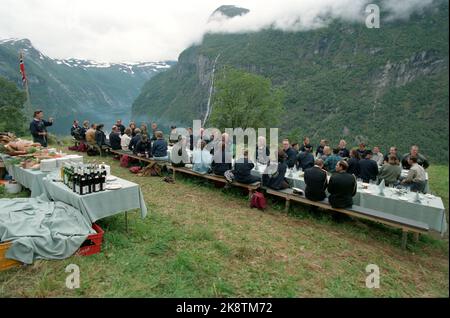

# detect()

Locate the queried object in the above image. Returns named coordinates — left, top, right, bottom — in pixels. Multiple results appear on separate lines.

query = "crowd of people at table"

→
left=67, top=117, right=430, bottom=209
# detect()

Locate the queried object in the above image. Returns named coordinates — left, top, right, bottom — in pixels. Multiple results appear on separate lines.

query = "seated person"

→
left=304, top=158, right=328, bottom=201
left=346, top=149, right=360, bottom=177
left=128, top=128, right=142, bottom=152
left=193, top=140, right=212, bottom=174
left=299, top=137, right=312, bottom=153
left=282, top=139, right=297, bottom=168
left=338, top=139, right=350, bottom=159
left=297, top=144, right=314, bottom=170
left=400, top=156, right=427, bottom=192
left=401, top=145, right=429, bottom=170
left=109, top=126, right=122, bottom=150
left=171, top=136, right=191, bottom=168
left=70, top=120, right=82, bottom=140
left=263, top=150, right=289, bottom=190
left=134, top=134, right=152, bottom=157
left=80, top=120, right=89, bottom=141
left=152, top=131, right=168, bottom=160
left=328, top=160, right=357, bottom=209
left=377, top=155, right=402, bottom=187
left=320, top=145, right=331, bottom=162
left=120, top=127, right=132, bottom=151
left=371, top=146, right=384, bottom=166
left=315, top=139, right=328, bottom=158
left=233, top=149, right=260, bottom=184
left=169, top=125, right=179, bottom=145
left=94, top=124, right=109, bottom=148
left=256, top=136, right=270, bottom=165
left=324, top=148, right=341, bottom=173
left=211, top=141, right=233, bottom=176
left=85, top=123, right=97, bottom=145
left=356, top=143, right=367, bottom=158
left=384, top=146, right=401, bottom=163
left=358, top=150, right=378, bottom=183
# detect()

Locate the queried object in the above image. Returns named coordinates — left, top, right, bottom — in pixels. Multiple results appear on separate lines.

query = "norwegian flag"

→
left=19, top=52, right=27, bottom=86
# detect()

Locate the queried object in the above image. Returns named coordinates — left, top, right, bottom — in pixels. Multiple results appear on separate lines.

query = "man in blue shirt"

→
left=29, top=110, right=53, bottom=147
left=324, top=148, right=342, bottom=173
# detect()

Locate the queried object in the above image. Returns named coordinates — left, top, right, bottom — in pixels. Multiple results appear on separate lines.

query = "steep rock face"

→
left=0, top=38, right=175, bottom=133
left=132, top=2, right=448, bottom=162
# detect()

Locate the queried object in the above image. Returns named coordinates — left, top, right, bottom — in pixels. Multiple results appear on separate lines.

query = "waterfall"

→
left=203, top=53, right=221, bottom=126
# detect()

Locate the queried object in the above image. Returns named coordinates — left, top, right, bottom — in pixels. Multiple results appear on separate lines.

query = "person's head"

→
left=389, top=146, right=397, bottom=155
left=200, top=140, right=206, bottom=150
left=140, top=123, right=147, bottom=130
left=335, top=160, right=349, bottom=173
left=124, top=127, right=132, bottom=136
left=323, top=146, right=331, bottom=156
left=96, top=124, right=104, bottom=131
left=129, top=122, right=136, bottom=129
left=33, top=110, right=43, bottom=119
left=350, top=149, right=360, bottom=159
left=156, top=131, right=163, bottom=139
left=73, top=120, right=79, bottom=126
left=111, top=125, right=118, bottom=133
left=373, top=146, right=380, bottom=154
left=222, top=132, right=230, bottom=144
left=339, top=139, right=346, bottom=148
left=141, top=134, right=148, bottom=143
left=332, top=148, right=340, bottom=155
left=359, top=143, right=366, bottom=150
left=320, top=139, right=326, bottom=147
left=408, top=156, right=418, bottom=166
left=282, top=139, right=290, bottom=151
left=243, top=149, right=249, bottom=158
left=116, top=119, right=122, bottom=125
left=410, top=145, right=419, bottom=157
left=134, top=128, right=141, bottom=135
left=257, top=136, right=266, bottom=147
left=188, top=127, right=193, bottom=134
left=363, top=150, right=373, bottom=159
left=83, top=120, right=89, bottom=128
left=388, top=155, right=399, bottom=165
left=292, top=143, right=299, bottom=151
left=303, top=137, right=310, bottom=145
left=315, top=158, right=324, bottom=168
left=90, top=123, right=97, bottom=129
left=151, top=123, right=158, bottom=130
left=278, top=149, right=287, bottom=163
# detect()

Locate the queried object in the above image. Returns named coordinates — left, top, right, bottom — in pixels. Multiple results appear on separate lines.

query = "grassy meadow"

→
left=0, top=145, right=448, bottom=297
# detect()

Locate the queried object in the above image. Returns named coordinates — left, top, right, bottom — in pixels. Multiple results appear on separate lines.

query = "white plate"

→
left=105, top=183, right=122, bottom=190
left=107, top=176, right=117, bottom=181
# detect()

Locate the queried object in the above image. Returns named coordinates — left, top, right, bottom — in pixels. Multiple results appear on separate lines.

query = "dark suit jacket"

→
left=328, top=172, right=356, bottom=208
left=297, top=151, right=315, bottom=170
left=109, top=132, right=122, bottom=150
left=304, top=166, right=328, bottom=201
left=358, top=158, right=378, bottom=182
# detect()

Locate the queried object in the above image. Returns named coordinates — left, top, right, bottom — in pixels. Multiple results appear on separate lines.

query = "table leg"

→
left=285, top=199, right=290, bottom=213
left=401, top=230, right=408, bottom=250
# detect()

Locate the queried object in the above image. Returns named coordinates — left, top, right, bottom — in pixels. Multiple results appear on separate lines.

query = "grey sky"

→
left=0, top=0, right=436, bottom=62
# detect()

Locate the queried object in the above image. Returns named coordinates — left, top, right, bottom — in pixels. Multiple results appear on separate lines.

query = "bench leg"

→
left=401, top=230, right=408, bottom=250
left=285, top=199, right=290, bottom=213
left=172, top=168, right=176, bottom=180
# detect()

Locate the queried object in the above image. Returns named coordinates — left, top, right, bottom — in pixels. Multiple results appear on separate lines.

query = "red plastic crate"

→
left=76, top=223, right=104, bottom=256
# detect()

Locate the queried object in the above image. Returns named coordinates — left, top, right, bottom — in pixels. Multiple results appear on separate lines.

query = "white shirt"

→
left=120, top=134, right=132, bottom=150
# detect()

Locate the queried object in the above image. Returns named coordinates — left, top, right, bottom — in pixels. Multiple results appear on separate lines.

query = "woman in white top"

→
left=192, top=140, right=212, bottom=174
left=120, top=127, right=132, bottom=151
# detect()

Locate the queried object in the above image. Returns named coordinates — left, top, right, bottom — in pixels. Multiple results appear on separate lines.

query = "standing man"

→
left=29, top=110, right=53, bottom=147
left=338, top=139, right=350, bottom=159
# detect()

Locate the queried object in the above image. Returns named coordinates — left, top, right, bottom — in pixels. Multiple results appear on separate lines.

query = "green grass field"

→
left=0, top=148, right=448, bottom=297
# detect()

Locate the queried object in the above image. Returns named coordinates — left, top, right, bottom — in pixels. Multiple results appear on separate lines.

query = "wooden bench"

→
left=172, top=166, right=260, bottom=199
left=110, top=149, right=170, bottom=170
left=266, top=188, right=429, bottom=249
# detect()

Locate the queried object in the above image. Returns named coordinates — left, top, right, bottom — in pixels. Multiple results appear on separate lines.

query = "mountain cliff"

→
left=0, top=38, right=175, bottom=133
left=132, top=2, right=449, bottom=162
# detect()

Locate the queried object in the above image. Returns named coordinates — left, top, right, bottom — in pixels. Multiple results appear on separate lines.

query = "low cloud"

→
left=0, top=0, right=439, bottom=62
